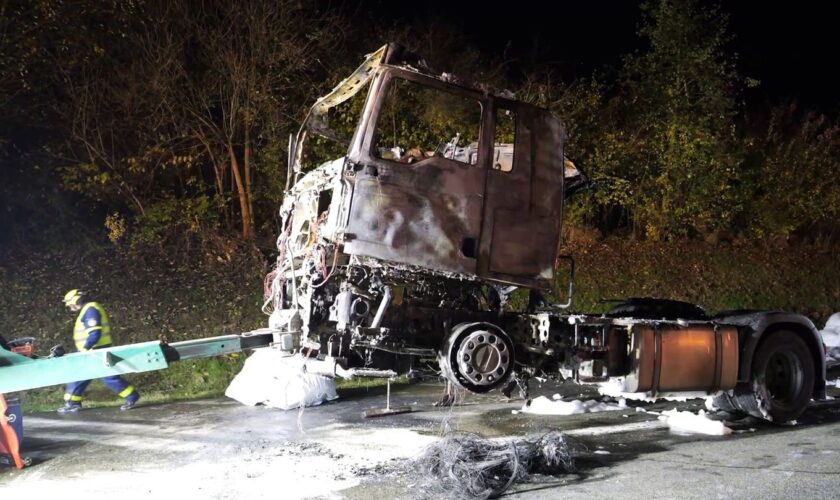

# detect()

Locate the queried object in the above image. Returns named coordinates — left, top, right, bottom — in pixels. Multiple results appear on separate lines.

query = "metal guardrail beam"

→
left=0, top=331, right=276, bottom=394
left=0, top=341, right=169, bottom=393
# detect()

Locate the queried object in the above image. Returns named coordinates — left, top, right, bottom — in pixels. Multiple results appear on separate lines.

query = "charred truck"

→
left=264, top=44, right=826, bottom=423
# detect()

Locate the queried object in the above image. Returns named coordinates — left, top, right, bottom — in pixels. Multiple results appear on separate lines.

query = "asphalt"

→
left=3, top=376, right=840, bottom=499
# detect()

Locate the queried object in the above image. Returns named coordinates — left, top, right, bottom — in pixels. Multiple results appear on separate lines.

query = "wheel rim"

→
left=455, top=329, right=510, bottom=388
left=764, top=350, right=804, bottom=406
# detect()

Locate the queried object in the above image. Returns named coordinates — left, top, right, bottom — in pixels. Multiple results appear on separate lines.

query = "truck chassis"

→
left=0, top=45, right=826, bottom=427
left=264, top=44, right=826, bottom=423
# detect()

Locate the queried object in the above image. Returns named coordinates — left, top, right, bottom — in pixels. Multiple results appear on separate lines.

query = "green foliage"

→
left=104, top=212, right=127, bottom=244
left=744, top=104, right=840, bottom=239
left=610, top=0, right=743, bottom=239
left=510, top=0, right=840, bottom=242
left=131, top=195, right=221, bottom=248
left=1, top=0, right=348, bottom=252
left=3, top=0, right=840, bottom=251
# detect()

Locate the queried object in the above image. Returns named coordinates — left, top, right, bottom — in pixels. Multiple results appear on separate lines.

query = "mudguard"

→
left=715, top=311, right=826, bottom=399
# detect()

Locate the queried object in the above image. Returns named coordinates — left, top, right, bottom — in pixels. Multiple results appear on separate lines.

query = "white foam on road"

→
left=659, top=409, right=732, bottom=436
left=564, top=419, right=667, bottom=436
left=519, top=394, right=626, bottom=415
left=314, top=424, right=438, bottom=463
left=598, top=377, right=717, bottom=402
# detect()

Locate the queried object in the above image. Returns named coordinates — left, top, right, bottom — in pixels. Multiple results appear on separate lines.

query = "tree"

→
left=50, top=0, right=343, bottom=247
left=608, top=0, right=743, bottom=239
left=163, top=1, right=342, bottom=240
left=745, top=103, right=840, bottom=240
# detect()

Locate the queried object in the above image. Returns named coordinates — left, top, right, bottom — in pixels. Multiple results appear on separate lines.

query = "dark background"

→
left=352, top=0, right=837, bottom=113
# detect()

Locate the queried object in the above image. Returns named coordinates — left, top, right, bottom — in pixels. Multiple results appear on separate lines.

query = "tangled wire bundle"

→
left=415, top=431, right=575, bottom=499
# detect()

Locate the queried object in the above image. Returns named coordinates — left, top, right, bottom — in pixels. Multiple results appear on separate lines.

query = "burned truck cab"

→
left=268, top=44, right=824, bottom=422
left=269, top=43, right=580, bottom=391
left=341, top=53, right=568, bottom=290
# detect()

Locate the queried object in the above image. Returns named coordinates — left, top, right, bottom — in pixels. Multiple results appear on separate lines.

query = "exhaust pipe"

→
left=370, top=286, right=392, bottom=329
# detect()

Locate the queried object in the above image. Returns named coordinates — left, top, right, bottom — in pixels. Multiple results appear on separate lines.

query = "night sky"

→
left=352, top=0, right=838, bottom=113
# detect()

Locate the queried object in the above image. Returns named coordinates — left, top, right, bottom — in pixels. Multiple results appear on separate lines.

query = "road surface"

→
left=3, top=377, right=840, bottom=499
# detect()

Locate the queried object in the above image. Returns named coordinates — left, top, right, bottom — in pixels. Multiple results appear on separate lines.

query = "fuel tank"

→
left=621, top=324, right=739, bottom=394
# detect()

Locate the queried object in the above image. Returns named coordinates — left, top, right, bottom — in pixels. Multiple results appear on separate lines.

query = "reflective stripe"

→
left=74, top=327, right=112, bottom=345
left=118, top=386, right=136, bottom=398
left=64, top=394, right=83, bottom=402
left=74, top=326, right=102, bottom=340
left=76, top=326, right=103, bottom=334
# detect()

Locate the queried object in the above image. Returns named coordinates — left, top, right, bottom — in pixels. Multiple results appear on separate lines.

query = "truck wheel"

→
left=732, top=330, right=815, bottom=423
left=440, top=322, right=514, bottom=394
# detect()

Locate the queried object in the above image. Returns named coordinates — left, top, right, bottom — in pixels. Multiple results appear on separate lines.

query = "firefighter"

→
left=57, top=289, right=140, bottom=414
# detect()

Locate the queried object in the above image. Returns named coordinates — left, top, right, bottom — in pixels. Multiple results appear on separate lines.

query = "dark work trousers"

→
left=64, top=376, right=137, bottom=403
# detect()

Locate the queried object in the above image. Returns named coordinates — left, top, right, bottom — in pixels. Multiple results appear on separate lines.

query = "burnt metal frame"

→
left=341, top=67, right=492, bottom=275
left=343, top=65, right=566, bottom=289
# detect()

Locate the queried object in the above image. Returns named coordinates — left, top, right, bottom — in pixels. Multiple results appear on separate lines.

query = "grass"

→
left=5, top=235, right=839, bottom=413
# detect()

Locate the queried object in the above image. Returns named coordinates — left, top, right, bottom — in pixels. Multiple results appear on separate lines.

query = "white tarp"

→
left=225, top=349, right=338, bottom=410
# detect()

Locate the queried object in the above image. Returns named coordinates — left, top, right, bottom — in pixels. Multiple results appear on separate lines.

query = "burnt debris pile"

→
left=415, top=431, right=576, bottom=499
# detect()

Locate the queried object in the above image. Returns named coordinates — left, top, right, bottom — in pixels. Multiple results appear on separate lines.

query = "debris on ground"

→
left=659, top=409, right=732, bottom=436
left=225, top=349, right=337, bottom=410
left=415, top=431, right=576, bottom=499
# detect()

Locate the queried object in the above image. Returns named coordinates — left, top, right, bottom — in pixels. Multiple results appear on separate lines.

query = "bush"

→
left=745, top=104, right=840, bottom=240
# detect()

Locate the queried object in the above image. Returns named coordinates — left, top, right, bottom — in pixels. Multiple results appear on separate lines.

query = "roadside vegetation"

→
left=7, top=236, right=837, bottom=412
left=2, top=0, right=838, bottom=411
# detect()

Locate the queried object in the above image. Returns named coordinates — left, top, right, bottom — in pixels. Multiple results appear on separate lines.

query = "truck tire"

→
left=721, top=330, right=814, bottom=423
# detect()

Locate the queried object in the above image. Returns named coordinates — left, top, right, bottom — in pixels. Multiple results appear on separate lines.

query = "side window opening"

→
left=373, top=78, right=482, bottom=165
left=493, top=107, right=517, bottom=173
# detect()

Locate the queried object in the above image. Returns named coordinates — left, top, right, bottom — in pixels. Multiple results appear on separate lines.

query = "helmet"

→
left=63, top=289, right=85, bottom=307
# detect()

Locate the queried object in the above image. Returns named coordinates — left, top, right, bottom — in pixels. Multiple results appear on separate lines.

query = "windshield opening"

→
left=373, top=77, right=482, bottom=165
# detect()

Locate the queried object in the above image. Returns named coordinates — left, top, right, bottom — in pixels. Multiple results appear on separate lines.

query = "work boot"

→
left=57, top=402, right=81, bottom=414
left=120, top=395, right=140, bottom=411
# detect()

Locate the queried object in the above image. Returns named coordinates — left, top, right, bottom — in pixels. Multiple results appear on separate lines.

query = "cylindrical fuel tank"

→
left=622, top=324, right=739, bottom=394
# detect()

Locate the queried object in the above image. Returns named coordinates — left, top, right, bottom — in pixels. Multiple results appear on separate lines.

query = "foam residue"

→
left=598, top=377, right=719, bottom=403
left=520, top=394, right=626, bottom=415
left=659, top=409, right=732, bottom=436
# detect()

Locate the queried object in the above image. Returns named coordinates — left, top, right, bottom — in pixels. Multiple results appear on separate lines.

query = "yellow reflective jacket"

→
left=73, top=302, right=112, bottom=351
